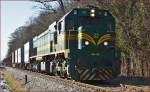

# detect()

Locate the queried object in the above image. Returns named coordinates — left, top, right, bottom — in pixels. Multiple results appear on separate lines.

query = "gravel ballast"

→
left=5, top=67, right=150, bottom=92
left=6, top=67, right=95, bottom=92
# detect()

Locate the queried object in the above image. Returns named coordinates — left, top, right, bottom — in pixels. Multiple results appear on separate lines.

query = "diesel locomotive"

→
left=11, top=7, right=121, bottom=81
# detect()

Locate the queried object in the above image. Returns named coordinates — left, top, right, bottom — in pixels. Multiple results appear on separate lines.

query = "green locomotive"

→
left=61, top=8, right=121, bottom=81
left=14, top=7, right=121, bottom=81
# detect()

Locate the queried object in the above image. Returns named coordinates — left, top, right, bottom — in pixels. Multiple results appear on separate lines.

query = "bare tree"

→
left=31, top=0, right=66, bottom=13
left=97, top=0, right=149, bottom=77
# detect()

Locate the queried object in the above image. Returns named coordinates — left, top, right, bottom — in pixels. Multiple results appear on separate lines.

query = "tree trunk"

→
left=144, top=0, right=150, bottom=78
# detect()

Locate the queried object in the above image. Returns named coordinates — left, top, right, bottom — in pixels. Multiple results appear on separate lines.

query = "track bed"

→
left=3, top=67, right=150, bottom=92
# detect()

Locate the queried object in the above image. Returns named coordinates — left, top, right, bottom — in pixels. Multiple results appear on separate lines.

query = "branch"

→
left=31, top=0, right=65, bottom=13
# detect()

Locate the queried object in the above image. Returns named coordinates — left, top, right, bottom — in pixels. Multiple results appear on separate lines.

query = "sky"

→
left=1, top=1, right=40, bottom=61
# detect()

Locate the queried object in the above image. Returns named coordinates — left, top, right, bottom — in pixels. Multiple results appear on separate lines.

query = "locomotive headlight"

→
left=91, top=13, right=95, bottom=17
left=90, top=9, right=95, bottom=17
left=85, top=41, right=89, bottom=45
left=91, top=9, right=95, bottom=13
left=104, top=41, right=108, bottom=46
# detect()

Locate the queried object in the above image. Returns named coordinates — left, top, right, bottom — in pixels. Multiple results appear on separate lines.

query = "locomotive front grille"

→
left=77, top=67, right=113, bottom=81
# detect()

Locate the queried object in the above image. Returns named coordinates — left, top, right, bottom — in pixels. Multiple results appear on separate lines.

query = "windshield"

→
left=78, top=17, right=101, bottom=26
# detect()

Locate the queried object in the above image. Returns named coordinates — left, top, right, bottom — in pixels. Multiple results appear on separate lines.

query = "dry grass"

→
left=3, top=69, right=29, bottom=92
left=3, top=69, right=44, bottom=92
left=2, top=69, right=63, bottom=92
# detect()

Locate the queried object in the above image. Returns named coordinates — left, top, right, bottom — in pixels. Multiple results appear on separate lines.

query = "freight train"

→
left=10, top=7, right=121, bottom=81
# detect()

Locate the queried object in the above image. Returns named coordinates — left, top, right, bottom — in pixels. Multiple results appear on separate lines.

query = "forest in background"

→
left=5, top=0, right=150, bottom=77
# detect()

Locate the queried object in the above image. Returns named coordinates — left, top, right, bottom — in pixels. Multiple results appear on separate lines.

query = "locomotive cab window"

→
left=54, top=25, right=57, bottom=30
left=58, top=22, right=62, bottom=34
left=78, top=17, right=101, bottom=26
left=66, top=19, right=74, bottom=30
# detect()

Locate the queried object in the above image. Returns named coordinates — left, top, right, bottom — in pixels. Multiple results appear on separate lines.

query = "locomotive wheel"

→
left=56, top=63, right=61, bottom=76
left=49, top=57, right=70, bottom=79
left=52, top=62, right=57, bottom=76
left=60, top=61, right=67, bottom=78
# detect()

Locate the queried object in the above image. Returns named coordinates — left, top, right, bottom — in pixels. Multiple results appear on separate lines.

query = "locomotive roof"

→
left=58, top=8, right=111, bottom=22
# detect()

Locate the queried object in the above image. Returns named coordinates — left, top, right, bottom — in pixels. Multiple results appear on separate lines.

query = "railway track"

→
left=121, top=84, right=150, bottom=92
left=31, top=72, right=150, bottom=92
left=84, top=81, right=150, bottom=92
left=5, top=67, right=150, bottom=92
left=26, top=70, right=113, bottom=92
